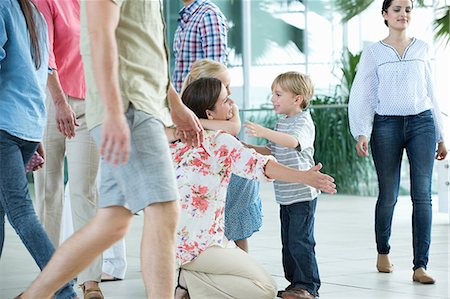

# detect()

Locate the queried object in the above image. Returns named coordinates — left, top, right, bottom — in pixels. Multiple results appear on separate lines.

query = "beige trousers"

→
left=34, top=94, right=102, bottom=284
left=181, top=246, right=277, bottom=299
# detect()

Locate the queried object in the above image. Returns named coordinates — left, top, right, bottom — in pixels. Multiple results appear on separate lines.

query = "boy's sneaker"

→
left=277, top=284, right=295, bottom=297
left=281, top=288, right=316, bottom=299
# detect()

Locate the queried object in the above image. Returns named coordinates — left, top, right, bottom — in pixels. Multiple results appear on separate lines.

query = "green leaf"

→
left=433, top=6, right=450, bottom=47
left=335, top=0, right=375, bottom=23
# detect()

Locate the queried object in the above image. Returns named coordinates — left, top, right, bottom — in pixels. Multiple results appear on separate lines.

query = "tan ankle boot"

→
left=376, top=254, right=393, bottom=273
left=413, top=267, right=435, bottom=284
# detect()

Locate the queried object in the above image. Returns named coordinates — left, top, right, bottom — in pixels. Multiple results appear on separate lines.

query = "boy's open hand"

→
left=245, top=121, right=267, bottom=138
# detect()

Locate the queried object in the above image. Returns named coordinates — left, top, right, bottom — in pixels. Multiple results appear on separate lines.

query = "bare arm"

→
left=200, top=104, right=241, bottom=136
left=265, top=161, right=336, bottom=194
left=168, top=84, right=204, bottom=146
left=245, top=121, right=299, bottom=148
left=47, top=72, right=78, bottom=138
left=242, top=141, right=271, bottom=155
left=86, top=0, right=130, bottom=165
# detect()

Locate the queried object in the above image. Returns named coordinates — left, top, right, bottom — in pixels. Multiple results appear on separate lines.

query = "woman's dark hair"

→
left=181, top=77, right=223, bottom=119
left=18, top=0, right=42, bottom=68
left=382, top=0, right=413, bottom=27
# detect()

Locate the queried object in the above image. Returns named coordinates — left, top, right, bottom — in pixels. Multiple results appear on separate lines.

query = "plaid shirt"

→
left=172, top=0, right=228, bottom=92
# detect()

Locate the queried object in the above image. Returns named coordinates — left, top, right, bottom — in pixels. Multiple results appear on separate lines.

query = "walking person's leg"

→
left=371, top=115, right=404, bottom=271
left=102, top=239, right=127, bottom=280
left=66, top=98, right=103, bottom=294
left=21, top=206, right=132, bottom=299
left=33, top=94, right=67, bottom=247
left=141, top=201, right=179, bottom=298
left=0, top=130, right=76, bottom=299
left=405, top=111, right=436, bottom=283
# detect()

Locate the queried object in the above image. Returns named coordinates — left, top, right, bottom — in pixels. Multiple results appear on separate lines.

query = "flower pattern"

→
left=171, top=130, right=275, bottom=266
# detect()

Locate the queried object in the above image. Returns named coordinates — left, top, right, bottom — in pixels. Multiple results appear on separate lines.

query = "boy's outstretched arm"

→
left=245, top=120, right=299, bottom=148
left=264, top=161, right=336, bottom=194
left=241, top=141, right=272, bottom=155
left=201, top=104, right=241, bottom=136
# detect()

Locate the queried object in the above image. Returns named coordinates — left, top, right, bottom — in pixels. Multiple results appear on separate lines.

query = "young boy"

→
left=245, top=71, right=320, bottom=299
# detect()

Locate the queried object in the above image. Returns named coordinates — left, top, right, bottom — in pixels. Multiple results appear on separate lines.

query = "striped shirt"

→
left=267, top=111, right=320, bottom=205
left=172, top=0, right=228, bottom=92
left=348, top=38, right=444, bottom=142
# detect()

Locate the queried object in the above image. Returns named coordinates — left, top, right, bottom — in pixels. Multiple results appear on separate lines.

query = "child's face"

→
left=215, top=70, right=231, bottom=96
left=207, top=84, right=234, bottom=121
left=271, top=84, right=302, bottom=116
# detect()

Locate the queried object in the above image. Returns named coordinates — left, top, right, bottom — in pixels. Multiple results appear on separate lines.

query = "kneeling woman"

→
left=169, top=78, right=336, bottom=299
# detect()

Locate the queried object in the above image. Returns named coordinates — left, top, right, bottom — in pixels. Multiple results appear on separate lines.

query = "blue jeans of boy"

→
left=280, top=198, right=320, bottom=296
left=0, top=130, right=76, bottom=299
left=370, top=110, right=436, bottom=270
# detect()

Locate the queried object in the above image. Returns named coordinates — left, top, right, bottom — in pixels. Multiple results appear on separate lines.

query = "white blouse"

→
left=348, top=38, right=444, bottom=142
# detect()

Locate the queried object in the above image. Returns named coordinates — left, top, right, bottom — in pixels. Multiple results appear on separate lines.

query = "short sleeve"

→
left=213, top=132, right=275, bottom=182
left=291, top=114, right=315, bottom=151
left=34, top=0, right=56, bottom=69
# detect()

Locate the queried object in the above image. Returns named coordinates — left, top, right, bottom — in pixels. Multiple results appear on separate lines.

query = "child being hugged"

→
left=181, top=59, right=263, bottom=253
left=245, top=71, right=321, bottom=299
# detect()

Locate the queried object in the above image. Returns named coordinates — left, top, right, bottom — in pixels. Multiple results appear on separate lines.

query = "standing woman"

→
left=349, top=0, right=447, bottom=284
left=0, top=0, right=76, bottom=298
left=32, top=0, right=103, bottom=297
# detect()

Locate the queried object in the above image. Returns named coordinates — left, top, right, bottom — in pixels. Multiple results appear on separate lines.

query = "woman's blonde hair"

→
left=181, top=59, right=227, bottom=94
left=271, top=71, right=314, bottom=109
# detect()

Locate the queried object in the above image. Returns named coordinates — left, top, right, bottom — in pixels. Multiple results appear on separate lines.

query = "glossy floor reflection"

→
left=1, top=181, right=449, bottom=298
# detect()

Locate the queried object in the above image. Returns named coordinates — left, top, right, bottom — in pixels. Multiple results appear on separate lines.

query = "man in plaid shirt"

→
left=173, top=0, right=228, bottom=92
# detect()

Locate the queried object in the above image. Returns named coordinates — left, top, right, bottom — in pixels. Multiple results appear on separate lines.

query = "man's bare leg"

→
left=141, top=200, right=179, bottom=299
left=21, top=206, right=133, bottom=299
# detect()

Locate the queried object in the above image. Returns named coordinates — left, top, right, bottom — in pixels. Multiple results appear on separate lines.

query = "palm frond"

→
left=433, top=6, right=450, bottom=47
left=335, top=0, right=375, bottom=23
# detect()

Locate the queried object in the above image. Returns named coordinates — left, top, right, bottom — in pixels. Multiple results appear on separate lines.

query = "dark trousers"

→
left=280, top=198, right=320, bottom=296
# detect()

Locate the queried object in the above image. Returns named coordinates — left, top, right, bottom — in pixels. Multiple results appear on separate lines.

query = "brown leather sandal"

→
left=81, top=284, right=104, bottom=299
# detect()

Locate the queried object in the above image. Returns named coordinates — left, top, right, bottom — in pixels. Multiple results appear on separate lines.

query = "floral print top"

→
left=170, top=130, right=275, bottom=266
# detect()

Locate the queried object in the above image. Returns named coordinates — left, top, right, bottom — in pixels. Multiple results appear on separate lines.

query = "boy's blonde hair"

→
left=181, top=59, right=227, bottom=94
left=271, top=71, right=314, bottom=109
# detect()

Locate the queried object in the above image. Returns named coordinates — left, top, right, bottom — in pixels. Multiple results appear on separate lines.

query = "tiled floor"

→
left=1, top=181, right=449, bottom=298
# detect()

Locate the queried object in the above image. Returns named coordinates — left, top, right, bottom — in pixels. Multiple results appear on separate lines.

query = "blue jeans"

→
left=280, top=198, right=320, bottom=296
left=0, top=130, right=76, bottom=299
left=371, top=110, right=436, bottom=270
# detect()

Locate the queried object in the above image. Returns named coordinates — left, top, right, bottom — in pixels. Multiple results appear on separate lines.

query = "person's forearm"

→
left=262, top=128, right=299, bottom=148
left=264, top=160, right=304, bottom=182
left=200, top=119, right=241, bottom=136
left=168, top=83, right=182, bottom=110
left=47, top=71, right=67, bottom=105
left=245, top=143, right=271, bottom=155
left=86, top=3, right=122, bottom=117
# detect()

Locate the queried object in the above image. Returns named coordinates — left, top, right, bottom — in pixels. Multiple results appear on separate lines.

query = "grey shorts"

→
left=90, top=105, right=179, bottom=213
